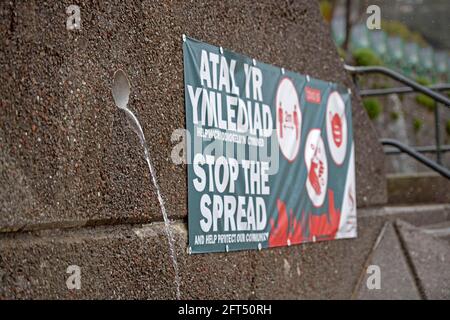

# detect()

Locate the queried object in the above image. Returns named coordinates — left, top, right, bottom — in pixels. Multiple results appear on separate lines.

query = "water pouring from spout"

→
left=112, top=69, right=181, bottom=299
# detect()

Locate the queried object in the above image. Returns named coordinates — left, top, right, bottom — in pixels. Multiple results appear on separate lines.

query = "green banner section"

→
left=183, top=37, right=357, bottom=254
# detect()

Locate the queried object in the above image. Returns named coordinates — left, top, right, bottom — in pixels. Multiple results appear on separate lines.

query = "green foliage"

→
left=414, top=78, right=435, bottom=111
left=371, top=82, right=390, bottom=90
left=390, top=111, right=400, bottom=121
left=446, top=120, right=450, bottom=137
left=415, top=76, right=432, bottom=86
left=381, top=20, right=428, bottom=47
left=363, top=98, right=382, bottom=120
left=352, top=48, right=383, bottom=67
left=337, top=47, right=346, bottom=60
left=415, top=94, right=436, bottom=111
left=319, top=1, right=333, bottom=23
left=413, top=118, right=424, bottom=133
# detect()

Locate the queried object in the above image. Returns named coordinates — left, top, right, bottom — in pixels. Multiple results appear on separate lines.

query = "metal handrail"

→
left=384, top=144, right=450, bottom=155
left=360, top=83, right=450, bottom=97
left=380, top=139, right=450, bottom=179
left=345, top=64, right=449, bottom=167
left=344, top=64, right=450, bottom=106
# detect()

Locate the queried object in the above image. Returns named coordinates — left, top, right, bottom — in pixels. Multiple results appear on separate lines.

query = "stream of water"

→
left=112, top=69, right=181, bottom=299
left=121, top=107, right=181, bottom=299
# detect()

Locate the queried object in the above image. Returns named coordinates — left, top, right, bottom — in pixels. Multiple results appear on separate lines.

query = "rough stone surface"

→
left=0, top=0, right=386, bottom=231
left=253, top=216, right=383, bottom=299
left=356, top=223, right=420, bottom=300
left=0, top=216, right=382, bottom=299
left=1, top=206, right=448, bottom=299
left=0, top=222, right=254, bottom=299
left=395, top=220, right=450, bottom=299
left=387, top=173, right=450, bottom=205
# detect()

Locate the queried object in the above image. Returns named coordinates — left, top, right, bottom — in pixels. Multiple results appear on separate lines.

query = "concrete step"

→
left=420, top=221, right=450, bottom=241
left=356, top=222, right=421, bottom=300
left=355, top=217, right=450, bottom=300
left=387, top=172, right=450, bottom=205
left=395, top=220, right=450, bottom=299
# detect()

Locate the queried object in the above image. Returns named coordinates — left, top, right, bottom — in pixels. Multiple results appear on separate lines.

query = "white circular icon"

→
left=304, top=129, right=328, bottom=207
left=276, top=78, right=302, bottom=162
left=326, top=91, right=348, bottom=165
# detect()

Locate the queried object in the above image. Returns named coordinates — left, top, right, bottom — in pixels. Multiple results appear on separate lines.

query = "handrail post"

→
left=435, top=103, right=442, bottom=164
left=352, top=74, right=359, bottom=92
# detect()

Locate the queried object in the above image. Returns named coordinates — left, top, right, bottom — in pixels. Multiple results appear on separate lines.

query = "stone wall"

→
left=0, top=0, right=387, bottom=298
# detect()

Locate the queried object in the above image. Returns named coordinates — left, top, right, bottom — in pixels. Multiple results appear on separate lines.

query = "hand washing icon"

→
left=308, top=153, right=324, bottom=196
left=304, top=129, right=328, bottom=207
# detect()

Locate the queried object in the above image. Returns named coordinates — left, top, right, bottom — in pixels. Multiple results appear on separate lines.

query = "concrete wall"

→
left=1, top=0, right=387, bottom=298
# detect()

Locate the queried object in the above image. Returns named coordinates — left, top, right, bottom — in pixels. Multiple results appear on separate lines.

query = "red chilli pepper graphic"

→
left=309, top=190, right=341, bottom=240
left=269, top=198, right=305, bottom=247
left=269, top=191, right=341, bottom=247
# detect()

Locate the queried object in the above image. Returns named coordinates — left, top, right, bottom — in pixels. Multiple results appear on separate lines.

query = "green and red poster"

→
left=183, top=37, right=357, bottom=254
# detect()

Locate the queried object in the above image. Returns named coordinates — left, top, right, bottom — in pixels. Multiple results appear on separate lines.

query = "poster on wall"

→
left=183, top=36, right=357, bottom=254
